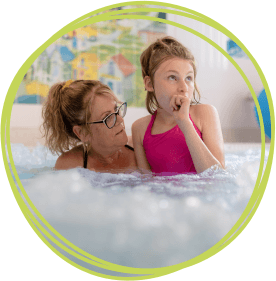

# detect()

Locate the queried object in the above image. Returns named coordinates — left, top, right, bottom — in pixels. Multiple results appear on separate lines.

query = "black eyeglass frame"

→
left=86, top=102, right=127, bottom=129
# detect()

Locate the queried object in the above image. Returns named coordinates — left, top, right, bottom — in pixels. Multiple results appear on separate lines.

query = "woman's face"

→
left=149, top=58, right=195, bottom=114
left=87, top=94, right=128, bottom=152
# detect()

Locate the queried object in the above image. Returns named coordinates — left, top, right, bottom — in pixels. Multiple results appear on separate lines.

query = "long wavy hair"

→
left=41, top=80, right=116, bottom=155
left=140, top=36, right=201, bottom=114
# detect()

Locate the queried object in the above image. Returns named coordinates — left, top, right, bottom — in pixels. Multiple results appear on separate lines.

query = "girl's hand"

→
left=169, top=94, right=191, bottom=122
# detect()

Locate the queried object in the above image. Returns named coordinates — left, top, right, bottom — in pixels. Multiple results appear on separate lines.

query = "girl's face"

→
left=145, top=58, right=195, bottom=114
left=86, top=94, right=128, bottom=152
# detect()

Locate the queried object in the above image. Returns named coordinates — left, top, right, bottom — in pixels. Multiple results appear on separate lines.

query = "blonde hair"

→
left=42, top=80, right=116, bottom=154
left=140, top=36, right=201, bottom=114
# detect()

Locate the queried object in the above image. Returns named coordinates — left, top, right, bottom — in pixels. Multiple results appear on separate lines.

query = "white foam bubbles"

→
left=9, top=143, right=268, bottom=268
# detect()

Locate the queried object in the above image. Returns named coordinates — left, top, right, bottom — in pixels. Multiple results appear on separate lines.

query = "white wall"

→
left=11, top=104, right=44, bottom=128
left=10, top=104, right=148, bottom=146
left=10, top=104, right=148, bottom=131
left=167, top=13, right=265, bottom=142
left=10, top=104, right=45, bottom=147
left=10, top=15, right=268, bottom=144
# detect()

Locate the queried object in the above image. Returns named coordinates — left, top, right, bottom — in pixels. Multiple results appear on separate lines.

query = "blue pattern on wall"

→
left=227, top=39, right=248, bottom=58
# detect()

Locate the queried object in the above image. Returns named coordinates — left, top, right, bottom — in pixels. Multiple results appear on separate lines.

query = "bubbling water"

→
left=8, top=143, right=266, bottom=268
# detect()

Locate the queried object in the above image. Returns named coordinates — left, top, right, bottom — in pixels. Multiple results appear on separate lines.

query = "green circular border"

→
left=1, top=1, right=274, bottom=279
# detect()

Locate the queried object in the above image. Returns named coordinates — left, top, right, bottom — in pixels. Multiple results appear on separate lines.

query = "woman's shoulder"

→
left=54, top=145, right=83, bottom=170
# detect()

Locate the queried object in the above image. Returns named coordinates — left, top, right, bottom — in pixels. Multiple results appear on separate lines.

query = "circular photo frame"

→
left=1, top=1, right=275, bottom=280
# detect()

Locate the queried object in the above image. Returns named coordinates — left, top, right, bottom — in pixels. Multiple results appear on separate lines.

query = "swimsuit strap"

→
left=83, top=147, right=88, bottom=169
left=83, top=144, right=134, bottom=169
left=144, top=111, right=157, bottom=137
left=125, top=144, right=134, bottom=151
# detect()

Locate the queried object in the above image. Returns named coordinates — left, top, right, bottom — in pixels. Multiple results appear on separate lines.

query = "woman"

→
left=42, top=79, right=137, bottom=173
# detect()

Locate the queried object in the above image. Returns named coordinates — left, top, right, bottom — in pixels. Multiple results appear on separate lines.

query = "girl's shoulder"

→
left=54, top=145, right=83, bottom=170
left=190, top=103, right=218, bottom=115
left=132, top=114, right=152, bottom=130
left=190, top=104, right=219, bottom=132
left=131, top=114, right=152, bottom=141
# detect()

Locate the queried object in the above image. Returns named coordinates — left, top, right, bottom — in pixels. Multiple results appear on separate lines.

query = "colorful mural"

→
left=15, top=7, right=167, bottom=107
left=226, top=39, right=248, bottom=58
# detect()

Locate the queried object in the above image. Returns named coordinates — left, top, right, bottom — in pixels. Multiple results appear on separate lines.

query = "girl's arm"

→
left=131, top=118, right=152, bottom=173
left=171, top=96, right=224, bottom=173
left=180, top=104, right=225, bottom=173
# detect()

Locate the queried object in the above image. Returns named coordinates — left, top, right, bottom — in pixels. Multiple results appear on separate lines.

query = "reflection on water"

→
left=8, top=143, right=265, bottom=268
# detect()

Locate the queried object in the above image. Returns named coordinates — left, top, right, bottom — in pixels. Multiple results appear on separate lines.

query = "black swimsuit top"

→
left=83, top=144, right=134, bottom=169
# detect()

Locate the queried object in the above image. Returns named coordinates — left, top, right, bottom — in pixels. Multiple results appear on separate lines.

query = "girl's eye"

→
left=168, top=75, right=177, bottom=80
left=186, top=76, right=193, bottom=81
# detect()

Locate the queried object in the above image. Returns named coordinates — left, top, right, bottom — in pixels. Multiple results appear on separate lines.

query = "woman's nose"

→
left=116, top=114, right=124, bottom=125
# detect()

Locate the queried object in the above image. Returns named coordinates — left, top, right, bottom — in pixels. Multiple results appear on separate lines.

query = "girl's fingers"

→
left=179, top=96, right=185, bottom=106
left=170, top=95, right=190, bottom=111
left=175, top=96, right=181, bottom=106
left=170, top=96, right=178, bottom=111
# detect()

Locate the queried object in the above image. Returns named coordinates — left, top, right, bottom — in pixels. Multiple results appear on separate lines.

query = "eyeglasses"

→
left=86, top=102, right=127, bottom=129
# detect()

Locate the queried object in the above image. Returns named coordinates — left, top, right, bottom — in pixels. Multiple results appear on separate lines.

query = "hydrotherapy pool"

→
left=7, top=143, right=269, bottom=269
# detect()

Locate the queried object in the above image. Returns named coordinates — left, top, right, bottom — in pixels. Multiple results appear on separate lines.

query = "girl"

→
left=132, top=37, right=225, bottom=175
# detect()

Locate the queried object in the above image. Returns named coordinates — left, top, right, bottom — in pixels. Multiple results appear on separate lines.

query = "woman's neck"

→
left=89, top=146, right=123, bottom=166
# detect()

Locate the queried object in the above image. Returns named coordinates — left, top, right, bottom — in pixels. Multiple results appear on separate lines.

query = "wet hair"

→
left=42, top=80, right=117, bottom=155
left=140, top=36, right=201, bottom=114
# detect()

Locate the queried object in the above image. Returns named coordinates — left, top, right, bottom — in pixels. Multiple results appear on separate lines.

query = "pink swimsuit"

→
left=143, top=111, right=202, bottom=176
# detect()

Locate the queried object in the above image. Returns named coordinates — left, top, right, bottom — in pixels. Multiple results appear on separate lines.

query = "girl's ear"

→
left=73, top=125, right=89, bottom=142
left=144, top=76, right=154, bottom=92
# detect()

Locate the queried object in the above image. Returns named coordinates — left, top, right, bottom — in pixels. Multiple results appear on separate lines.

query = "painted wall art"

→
left=14, top=6, right=167, bottom=107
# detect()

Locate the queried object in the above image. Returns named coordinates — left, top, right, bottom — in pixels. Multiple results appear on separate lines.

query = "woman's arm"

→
left=177, top=104, right=224, bottom=173
left=131, top=118, right=152, bottom=173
